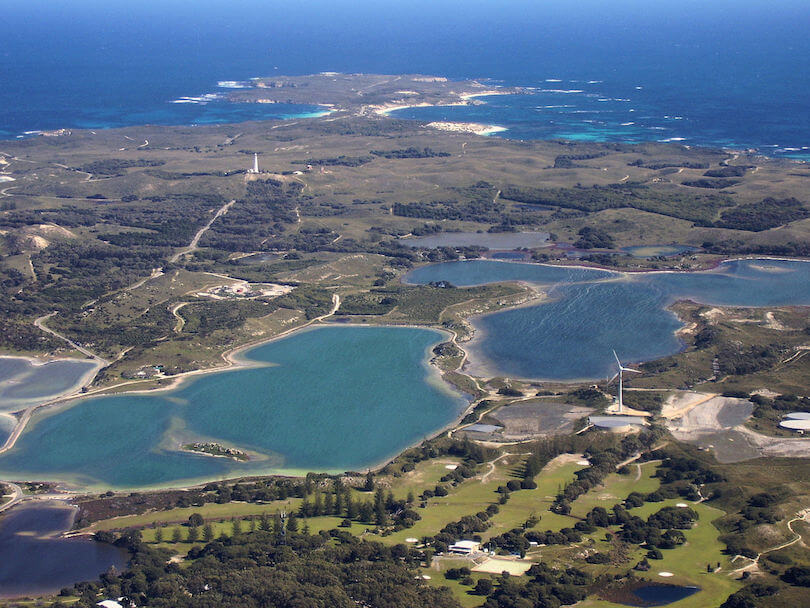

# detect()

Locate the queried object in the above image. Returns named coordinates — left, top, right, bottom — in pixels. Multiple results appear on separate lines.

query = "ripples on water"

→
left=405, top=259, right=810, bottom=379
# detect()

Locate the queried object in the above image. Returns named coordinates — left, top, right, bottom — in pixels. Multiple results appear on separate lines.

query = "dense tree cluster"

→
left=370, top=147, right=450, bottom=159
left=58, top=529, right=460, bottom=608
left=481, top=563, right=590, bottom=608
left=500, top=183, right=729, bottom=224
left=76, top=158, right=165, bottom=176
left=715, top=197, right=809, bottom=231
left=574, top=226, right=614, bottom=249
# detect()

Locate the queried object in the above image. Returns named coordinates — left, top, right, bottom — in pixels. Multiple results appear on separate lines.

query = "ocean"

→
left=1, top=0, right=809, bottom=157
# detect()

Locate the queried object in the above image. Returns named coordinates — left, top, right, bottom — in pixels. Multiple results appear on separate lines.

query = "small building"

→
left=449, top=540, right=481, bottom=555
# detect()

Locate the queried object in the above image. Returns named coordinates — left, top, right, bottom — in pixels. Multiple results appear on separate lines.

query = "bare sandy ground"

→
left=666, top=394, right=810, bottom=462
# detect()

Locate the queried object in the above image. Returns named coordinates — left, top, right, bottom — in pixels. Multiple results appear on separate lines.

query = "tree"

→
left=346, top=495, right=358, bottom=519
left=232, top=518, right=242, bottom=536
left=474, top=578, right=494, bottom=595
left=203, top=524, right=214, bottom=542
left=259, top=512, right=271, bottom=531
left=364, top=471, right=375, bottom=491
left=188, top=513, right=204, bottom=527
left=186, top=526, right=199, bottom=543
left=171, top=527, right=182, bottom=543
left=154, top=527, right=163, bottom=543
left=286, top=513, right=299, bottom=533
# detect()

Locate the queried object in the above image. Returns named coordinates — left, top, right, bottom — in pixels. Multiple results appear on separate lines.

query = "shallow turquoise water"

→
left=405, top=259, right=810, bottom=379
left=0, top=357, right=99, bottom=412
left=0, top=326, right=466, bottom=489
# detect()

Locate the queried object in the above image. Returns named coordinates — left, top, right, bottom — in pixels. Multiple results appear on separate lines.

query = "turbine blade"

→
left=607, top=372, right=619, bottom=384
left=613, top=350, right=621, bottom=366
left=622, top=367, right=642, bottom=374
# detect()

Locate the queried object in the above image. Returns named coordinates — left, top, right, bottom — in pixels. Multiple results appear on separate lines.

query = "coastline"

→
left=0, top=355, right=103, bottom=410
left=404, top=255, right=810, bottom=382
left=0, top=320, right=473, bottom=493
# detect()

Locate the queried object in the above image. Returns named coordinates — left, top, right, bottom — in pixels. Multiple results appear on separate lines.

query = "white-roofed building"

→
left=449, top=540, right=481, bottom=554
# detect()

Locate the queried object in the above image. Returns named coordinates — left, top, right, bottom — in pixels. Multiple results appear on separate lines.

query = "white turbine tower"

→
left=610, top=350, right=641, bottom=413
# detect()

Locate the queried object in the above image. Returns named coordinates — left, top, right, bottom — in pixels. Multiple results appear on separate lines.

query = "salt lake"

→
left=405, top=258, right=810, bottom=379
left=0, top=326, right=467, bottom=489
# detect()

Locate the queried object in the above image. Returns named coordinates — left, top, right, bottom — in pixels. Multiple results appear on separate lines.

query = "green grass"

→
left=420, top=560, right=487, bottom=608
left=91, top=499, right=304, bottom=531
left=484, top=461, right=581, bottom=539
left=576, top=500, right=740, bottom=608
left=569, top=461, right=661, bottom=519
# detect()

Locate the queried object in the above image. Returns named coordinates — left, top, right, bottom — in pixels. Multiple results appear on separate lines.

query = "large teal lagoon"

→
left=0, top=326, right=467, bottom=490
left=405, top=259, right=810, bottom=380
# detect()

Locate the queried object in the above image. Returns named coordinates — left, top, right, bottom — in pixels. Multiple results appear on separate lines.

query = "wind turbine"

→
left=610, top=350, right=641, bottom=413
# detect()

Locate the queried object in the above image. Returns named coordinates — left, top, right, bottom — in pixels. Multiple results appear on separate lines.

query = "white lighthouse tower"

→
left=248, top=153, right=260, bottom=174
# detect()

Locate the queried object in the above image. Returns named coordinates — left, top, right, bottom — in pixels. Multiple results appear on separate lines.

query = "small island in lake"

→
left=182, top=442, right=249, bottom=461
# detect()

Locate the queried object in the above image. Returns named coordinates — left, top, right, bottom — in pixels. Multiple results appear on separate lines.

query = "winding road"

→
left=729, top=509, right=809, bottom=574
left=34, top=312, right=107, bottom=364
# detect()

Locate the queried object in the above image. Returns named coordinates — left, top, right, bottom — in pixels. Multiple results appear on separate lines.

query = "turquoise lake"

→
left=0, top=326, right=466, bottom=490
left=405, top=258, right=810, bottom=380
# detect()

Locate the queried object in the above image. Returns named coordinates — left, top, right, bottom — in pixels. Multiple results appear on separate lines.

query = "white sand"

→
left=426, top=121, right=507, bottom=136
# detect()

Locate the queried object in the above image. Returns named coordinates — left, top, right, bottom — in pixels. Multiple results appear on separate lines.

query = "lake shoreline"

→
left=0, top=324, right=472, bottom=493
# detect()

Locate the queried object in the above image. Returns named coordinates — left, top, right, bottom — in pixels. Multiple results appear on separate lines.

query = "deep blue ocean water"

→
left=1, top=0, right=809, bottom=157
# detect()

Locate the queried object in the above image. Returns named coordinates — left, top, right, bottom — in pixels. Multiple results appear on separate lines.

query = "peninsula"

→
left=1, top=73, right=810, bottom=608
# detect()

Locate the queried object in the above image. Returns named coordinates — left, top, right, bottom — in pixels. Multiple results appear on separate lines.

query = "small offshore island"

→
left=181, top=442, right=250, bottom=461
left=1, top=73, right=810, bottom=607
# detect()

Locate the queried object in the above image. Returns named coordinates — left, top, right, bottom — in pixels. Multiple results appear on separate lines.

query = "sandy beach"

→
left=425, top=121, right=507, bottom=136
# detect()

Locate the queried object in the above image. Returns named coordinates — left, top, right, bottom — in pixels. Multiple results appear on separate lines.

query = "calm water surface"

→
left=0, top=357, right=99, bottom=412
left=0, top=326, right=467, bottom=489
left=0, top=501, right=127, bottom=598
left=405, top=258, right=810, bottom=379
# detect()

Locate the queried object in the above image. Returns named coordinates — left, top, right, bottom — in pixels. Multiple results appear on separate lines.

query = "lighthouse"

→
left=248, top=153, right=260, bottom=174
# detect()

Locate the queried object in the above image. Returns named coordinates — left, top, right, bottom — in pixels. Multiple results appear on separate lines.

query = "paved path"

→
left=481, top=452, right=530, bottom=484
left=34, top=312, right=107, bottom=364
left=0, top=482, right=23, bottom=513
